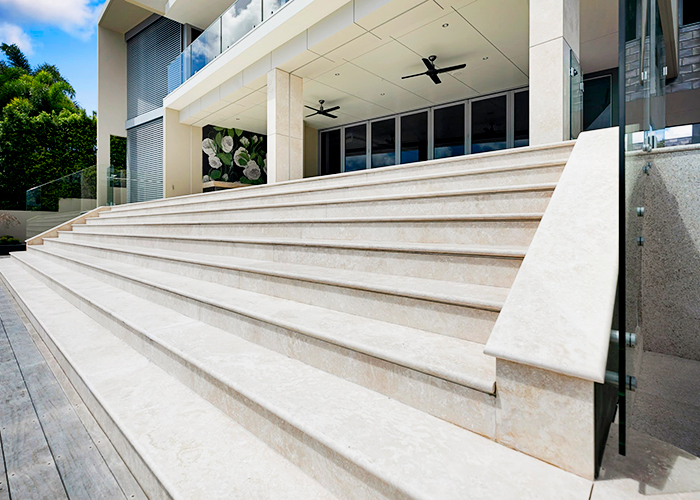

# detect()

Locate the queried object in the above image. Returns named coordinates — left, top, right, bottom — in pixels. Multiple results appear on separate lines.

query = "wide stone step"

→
left=2, top=254, right=592, bottom=500
left=75, top=213, right=542, bottom=247
left=40, top=238, right=507, bottom=342
left=107, top=161, right=564, bottom=218
left=55, top=231, right=526, bottom=287
left=94, top=183, right=556, bottom=223
left=19, top=246, right=498, bottom=433
left=108, top=142, right=573, bottom=216
left=0, top=258, right=337, bottom=500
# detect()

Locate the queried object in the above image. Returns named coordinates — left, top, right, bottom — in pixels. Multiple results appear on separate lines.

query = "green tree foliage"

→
left=0, top=43, right=96, bottom=210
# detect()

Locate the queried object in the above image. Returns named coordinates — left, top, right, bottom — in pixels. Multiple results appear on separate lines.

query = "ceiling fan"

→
left=305, top=100, right=340, bottom=119
left=402, top=55, right=466, bottom=85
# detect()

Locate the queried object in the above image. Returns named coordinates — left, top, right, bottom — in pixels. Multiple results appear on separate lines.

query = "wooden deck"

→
left=0, top=274, right=147, bottom=500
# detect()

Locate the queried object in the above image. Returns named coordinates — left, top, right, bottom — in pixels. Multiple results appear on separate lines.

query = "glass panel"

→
left=345, top=124, right=367, bottom=172
left=514, top=91, right=529, bottom=148
left=401, top=112, right=428, bottom=164
left=263, top=0, right=292, bottom=18
left=167, top=48, right=191, bottom=93
left=570, top=51, right=583, bottom=139
left=471, top=95, right=507, bottom=153
left=371, top=118, right=396, bottom=168
left=320, top=130, right=341, bottom=176
left=190, top=20, right=221, bottom=76
left=584, top=76, right=613, bottom=131
left=25, top=166, right=97, bottom=240
left=434, top=104, right=465, bottom=159
left=222, top=0, right=262, bottom=51
left=617, top=0, right=667, bottom=457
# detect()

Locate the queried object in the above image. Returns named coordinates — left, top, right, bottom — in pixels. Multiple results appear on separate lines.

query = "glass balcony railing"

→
left=168, top=0, right=292, bottom=93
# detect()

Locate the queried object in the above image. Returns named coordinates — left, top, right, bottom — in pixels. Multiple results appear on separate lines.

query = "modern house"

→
left=1, top=0, right=699, bottom=498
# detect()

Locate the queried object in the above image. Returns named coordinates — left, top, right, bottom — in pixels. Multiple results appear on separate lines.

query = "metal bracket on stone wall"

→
left=610, top=330, right=637, bottom=348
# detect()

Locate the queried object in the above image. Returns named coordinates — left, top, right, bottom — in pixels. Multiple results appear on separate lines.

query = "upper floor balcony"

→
left=167, top=0, right=292, bottom=93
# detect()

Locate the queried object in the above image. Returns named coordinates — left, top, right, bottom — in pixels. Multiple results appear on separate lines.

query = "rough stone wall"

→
left=639, top=145, right=700, bottom=362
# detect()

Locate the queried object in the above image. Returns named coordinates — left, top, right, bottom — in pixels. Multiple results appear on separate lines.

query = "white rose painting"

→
left=201, top=126, right=267, bottom=186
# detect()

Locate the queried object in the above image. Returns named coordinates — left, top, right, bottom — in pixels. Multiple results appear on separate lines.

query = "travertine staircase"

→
left=0, top=142, right=596, bottom=498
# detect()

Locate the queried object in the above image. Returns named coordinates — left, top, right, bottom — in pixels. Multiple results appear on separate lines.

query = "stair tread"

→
left=27, top=245, right=498, bottom=391
left=59, top=231, right=529, bottom=257
left=85, top=212, right=546, bottom=226
left=98, top=182, right=558, bottom=220
left=108, top=141, right=573, bottom=214
left=3, top=254, right=592, bottom=499
left=108, top=160, right=564, bottom=213
left=0, top=258, right=338, bottom=500
left=45, top=238, right=510, bottom=309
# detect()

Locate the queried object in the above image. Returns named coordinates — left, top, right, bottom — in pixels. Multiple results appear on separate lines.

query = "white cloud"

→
left=0, top=0, right=105, bottom=40
left=0, top=22, right=33, bottom=55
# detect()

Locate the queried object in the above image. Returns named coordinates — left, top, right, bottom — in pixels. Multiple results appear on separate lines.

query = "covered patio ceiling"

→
left=197, top=0, right=617, bottom=133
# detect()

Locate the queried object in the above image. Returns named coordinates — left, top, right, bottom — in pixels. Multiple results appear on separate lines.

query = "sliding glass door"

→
left=400, top=111, right=429, bottom=164
left=371, top=118, right=397, bottom=168
left=317, top=87, right=527, bottom=175
left=344, top=124, right=367, bottom=172
left=471, top=94, right=507, bottom=154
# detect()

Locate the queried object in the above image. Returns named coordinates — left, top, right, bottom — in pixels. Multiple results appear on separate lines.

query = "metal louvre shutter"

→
left=127, top=18, right=181, bottom=120
left=127, top=119, right=163, bottom=203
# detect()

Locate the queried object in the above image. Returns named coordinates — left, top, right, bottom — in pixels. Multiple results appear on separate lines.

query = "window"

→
left=401, top=112, right=429, bottom=164
left=371, top=118, right=396, bottom=168
left=345, top=124, right=367, bottom=172
left=434, top=104, right=465, bottom=159
left=471, top=95, right=507, bottom=154
left=682, top=0, right=700, bottom=26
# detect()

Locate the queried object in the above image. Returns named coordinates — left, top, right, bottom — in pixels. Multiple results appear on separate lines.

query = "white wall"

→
left=163, top=108, right=203, bottom=198
left=97, top=25, right=128, bottom=206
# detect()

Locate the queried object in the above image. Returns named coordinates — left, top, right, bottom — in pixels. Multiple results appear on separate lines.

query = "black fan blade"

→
left=402, top=71, right=428, bottom=80
left=306, top=111, right=320, bottom=118
left=323, top=106, right=340, bottom=113
left=428, top=72, right=442, bottom=85
left=434, top=63, right=467, bottom=75
left=305, top=105, right=320, bottom=111
left=323, top=113, right=338, bottom=119
left=422, top=58, right=435, bottom=71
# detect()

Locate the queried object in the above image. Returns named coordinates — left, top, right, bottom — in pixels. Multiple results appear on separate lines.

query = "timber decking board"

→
left=0, top=284, right=143, bottom=500
left=0, top=300, right=67, bottom=499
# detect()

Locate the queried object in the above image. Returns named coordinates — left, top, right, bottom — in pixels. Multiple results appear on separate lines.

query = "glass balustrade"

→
left=25, top=166, right=98, bottom=240
left=167, top=0, right=293, bottom=93
left=616, top=0, right=667, bottom=457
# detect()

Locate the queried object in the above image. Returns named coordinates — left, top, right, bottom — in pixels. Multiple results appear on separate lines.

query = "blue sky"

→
left=0, top=0, right=105, bottom=114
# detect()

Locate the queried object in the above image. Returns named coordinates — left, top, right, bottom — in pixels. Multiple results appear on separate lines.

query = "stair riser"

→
left=0, top=270, right=171, bottom=500
left=94, top=190, right=554, bottom=224
left=108, top=145, right=572, bottom=215
left=76, top=219, right=540, bottom=247
left=104, top=165, right=563, bottom=218
left=11, top=256, right=414, bottom=500
left=20, top=250, right=497, bottom=443
left=43, top=239, right=498, bottom=343
left=57, top=232, right=523, bottom=287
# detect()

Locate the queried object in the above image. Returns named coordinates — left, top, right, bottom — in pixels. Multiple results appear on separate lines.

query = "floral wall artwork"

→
left=202, top=125, right=267, bottom=185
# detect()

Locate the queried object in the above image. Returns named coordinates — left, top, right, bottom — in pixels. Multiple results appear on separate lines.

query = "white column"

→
left=96, top=25, right=127, bottom=206
left=266, top=68, right=304, bottom=183
left=163, top=108, right=203, bottom=198
left=529, top=0, right=580, bottom=145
